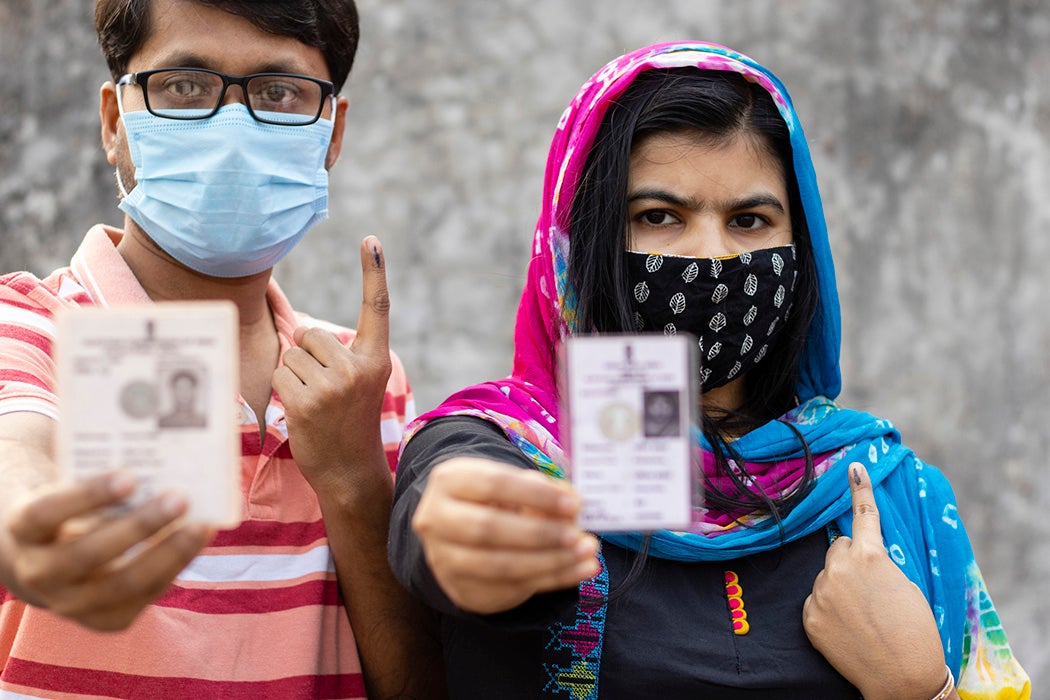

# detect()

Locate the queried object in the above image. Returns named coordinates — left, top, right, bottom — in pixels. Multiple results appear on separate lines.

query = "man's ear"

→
left=324, top=95, right=350, bottom=170
left=100, top=81, right=121, bottom=165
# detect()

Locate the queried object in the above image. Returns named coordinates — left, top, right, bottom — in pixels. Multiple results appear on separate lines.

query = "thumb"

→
left=848, top=461, right=882, bottom=545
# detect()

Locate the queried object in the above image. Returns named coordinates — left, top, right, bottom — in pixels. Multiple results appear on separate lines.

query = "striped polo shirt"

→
left=0, top=225, right=415, bottom=699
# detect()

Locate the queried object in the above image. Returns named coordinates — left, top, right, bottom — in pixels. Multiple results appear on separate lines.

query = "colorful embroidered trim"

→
left=724, top=570, right=749, bottom=635
left=542, top=549, right=609, bottom=699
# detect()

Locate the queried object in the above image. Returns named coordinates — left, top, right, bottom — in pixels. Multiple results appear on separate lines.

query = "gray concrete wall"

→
left=2, top=0, right=1047, bottom=688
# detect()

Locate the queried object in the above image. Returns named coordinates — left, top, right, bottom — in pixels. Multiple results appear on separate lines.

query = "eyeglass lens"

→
left=145, top=70, right=325, bottom=124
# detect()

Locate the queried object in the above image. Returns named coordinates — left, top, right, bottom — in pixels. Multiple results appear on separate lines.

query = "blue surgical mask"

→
left=116, top=100, right=334, bottom=278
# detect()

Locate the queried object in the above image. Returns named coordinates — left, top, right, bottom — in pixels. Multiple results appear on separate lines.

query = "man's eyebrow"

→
left=146, top=54, right=311, bottom=76
left=253, top=63, right=315, bottom=76
left=149, top=53, right=210, bottom=70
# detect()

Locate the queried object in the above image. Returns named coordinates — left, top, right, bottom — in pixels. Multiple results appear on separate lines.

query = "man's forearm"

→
left=317, top=457, right=446, bottom=700
left=0, top=427, right=56, bottom=603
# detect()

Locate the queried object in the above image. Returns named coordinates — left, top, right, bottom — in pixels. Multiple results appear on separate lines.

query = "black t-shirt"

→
left=389, top=416, right=860, bottom=699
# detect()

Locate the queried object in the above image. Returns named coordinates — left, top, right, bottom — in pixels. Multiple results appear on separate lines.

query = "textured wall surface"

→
left=1, top=0, right=1047, bottom=688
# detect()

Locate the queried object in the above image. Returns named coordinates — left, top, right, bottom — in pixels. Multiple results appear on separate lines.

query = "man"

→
left=157, top=370, right=208, bottom=429
left=0, top=1, right=443, bottom=697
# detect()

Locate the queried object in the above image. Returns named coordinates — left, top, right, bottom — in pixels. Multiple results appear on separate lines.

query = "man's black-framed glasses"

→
left=117, top=68, right=335, bottom=126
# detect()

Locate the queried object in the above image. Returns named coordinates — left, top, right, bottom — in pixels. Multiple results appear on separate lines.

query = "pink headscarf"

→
left=402, top=41, right=843, bottom=532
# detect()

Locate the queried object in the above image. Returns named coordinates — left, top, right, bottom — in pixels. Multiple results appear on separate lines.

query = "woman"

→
left=388, top=42, right=1030, bottom=699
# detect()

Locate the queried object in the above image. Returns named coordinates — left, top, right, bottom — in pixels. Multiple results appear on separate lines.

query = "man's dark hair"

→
left=169, top=369, right=199, bottom=388
left=95, top=0, right=360, bottom=92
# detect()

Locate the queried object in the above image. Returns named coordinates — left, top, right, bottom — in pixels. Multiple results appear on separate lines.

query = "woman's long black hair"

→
left=567, top=68, right=820, bottom=524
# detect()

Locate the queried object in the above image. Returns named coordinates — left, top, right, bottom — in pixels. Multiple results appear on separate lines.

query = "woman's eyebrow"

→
left=627, top=188, right=701, bottom=209
left=627, top=189, right=786, bottom=214
left=724, top=194, right=786, bottom=213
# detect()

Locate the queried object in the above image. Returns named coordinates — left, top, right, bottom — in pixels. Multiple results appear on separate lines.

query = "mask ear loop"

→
left=115, top=166, right=132, bottom=199
left=114, top=79, right=133, bottom=199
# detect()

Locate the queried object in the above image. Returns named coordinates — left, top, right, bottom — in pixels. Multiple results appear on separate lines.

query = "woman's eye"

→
left=640, top=210, right=678, bottom=226
left=731, top=214, right=764, bottom=230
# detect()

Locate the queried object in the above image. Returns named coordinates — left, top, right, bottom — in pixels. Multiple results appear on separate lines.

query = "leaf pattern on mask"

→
left=634, top=281, right=650, bottom=303
left=774, top=285, right=786, bottom=308
left=744, top=273, right=758, bottom=296
left=710, top=258, right=723, bottom=278
left=772, top=253, right=784, bottom=275
left=707, top=341, right=722, bottom=360
left=740, top=252, right=752, bottom=265
left=670, top=292, right=687, bottom=314
left=742, top=334, right=753, bottom=355
left=712, top=283, right=729, bottom=304
left=682, top=262, right=699, bottom=283
left=633, top=311, right=645, bottom=331
left=709, top=313, right=727, bottom=332
left=646, top=254, right=663, bottom=273
left=744, top=305, right=758, bottom=326
left=663, top=322, right=677, bottom=336
left=727, top=360, right=742, bottom=379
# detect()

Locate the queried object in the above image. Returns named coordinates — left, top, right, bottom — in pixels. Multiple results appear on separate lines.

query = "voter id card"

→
left=561, top=334, right=699, bottom=532
left=55, top=302, right=241, bottom=527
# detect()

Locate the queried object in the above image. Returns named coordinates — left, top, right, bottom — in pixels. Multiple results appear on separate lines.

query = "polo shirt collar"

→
left=70, top=225, right=300, bottom=336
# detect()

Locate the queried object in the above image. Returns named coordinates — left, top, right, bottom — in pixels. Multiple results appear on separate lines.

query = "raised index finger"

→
left=848, top=461, right=882, bottom=546
left=351, top=235, right=390, bottom=358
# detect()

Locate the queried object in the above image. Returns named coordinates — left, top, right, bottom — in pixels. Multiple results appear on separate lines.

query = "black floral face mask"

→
left=626, top=245, right=797, bottom=391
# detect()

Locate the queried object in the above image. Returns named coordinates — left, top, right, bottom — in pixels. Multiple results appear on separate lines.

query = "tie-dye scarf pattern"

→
left=402, top=42, right=1029, bottom=699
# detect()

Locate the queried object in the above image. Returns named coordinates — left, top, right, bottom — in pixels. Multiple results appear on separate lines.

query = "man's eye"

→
left=254, top=82, right=300, bottom=104
left=168, top=80, right=204, bottom=97
left=263, top=86, right=289, bottom=101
